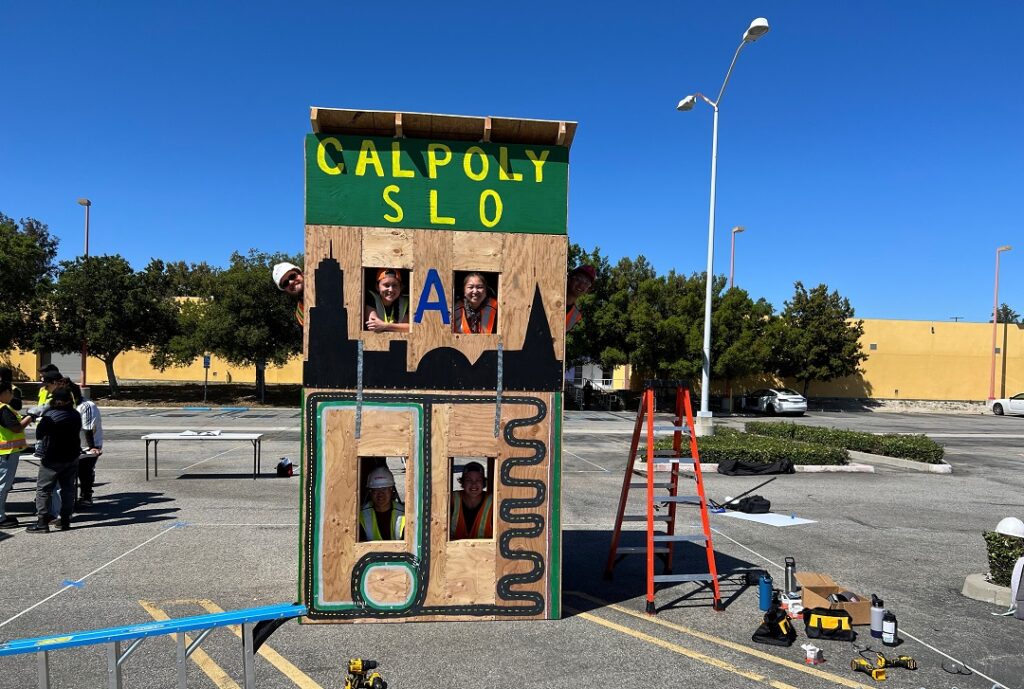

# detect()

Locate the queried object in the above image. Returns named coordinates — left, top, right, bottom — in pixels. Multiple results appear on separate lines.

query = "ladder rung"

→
left=630, top=482, right=674, bottom=489
left=653, top=425, right=690, bottom=433
left=653, top=573, right=715, bottom=583
left=652, top=534, right=708, bottom=543
left=615, top=546, right=670, bottom=554
left=622, top=515, right=672, bottom=522
left=639, top=457, right=694, bottom=465
left=659, top=496, right=702, bottom=504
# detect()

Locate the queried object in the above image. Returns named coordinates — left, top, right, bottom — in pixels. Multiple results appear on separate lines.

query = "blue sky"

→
left=2, top=1, right=1021, bottom=322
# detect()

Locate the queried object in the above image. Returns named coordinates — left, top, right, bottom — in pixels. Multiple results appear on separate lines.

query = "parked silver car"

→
left=743, top=388, right=807, bottom=415
left=989, top=393, right=1024, bottom=416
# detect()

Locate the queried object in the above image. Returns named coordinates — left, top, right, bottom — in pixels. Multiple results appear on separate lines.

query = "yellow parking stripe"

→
left=567, top=591, right=873, bottom=689
left=138, top=601, right=240, bottom=689
left=195, top=600, right=323, bottom=689
left=571, top=607, right=800, bottom=689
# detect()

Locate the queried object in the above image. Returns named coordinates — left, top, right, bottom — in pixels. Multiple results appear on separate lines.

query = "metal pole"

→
left=80, top=200, right=91, bottom=393
left=699, top=105, right=719, bottom=422
left=988, top=247, right=1009, bottom=399
left=729, top=228, right=737, bottom=289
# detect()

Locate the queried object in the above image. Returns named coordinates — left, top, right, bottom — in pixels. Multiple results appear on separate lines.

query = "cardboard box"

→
left=794, top=572, right=871, bottom=625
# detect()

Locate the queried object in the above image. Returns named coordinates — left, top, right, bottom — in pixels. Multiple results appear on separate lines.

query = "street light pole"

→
left=729, top=226, right=745, bottom=288
left=77, top=198, right=91, bottom=395
left=676, top=17, right=769, bottom=433
left=988, top=245, right=1011, bottom=400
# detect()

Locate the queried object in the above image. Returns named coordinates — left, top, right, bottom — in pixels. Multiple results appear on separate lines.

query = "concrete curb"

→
left=638, top=462, right=875, bottom=474
left=847, top=449, right=952, bottom=474
left=961, top=573, right=1011, bottom=607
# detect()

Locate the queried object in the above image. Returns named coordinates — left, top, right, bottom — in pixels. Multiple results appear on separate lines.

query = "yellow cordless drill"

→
left=344, top=659, right=387, bottom=689
left=851, top=658, right=886, bottom=681
left=874, top=652, right=917, bottom=671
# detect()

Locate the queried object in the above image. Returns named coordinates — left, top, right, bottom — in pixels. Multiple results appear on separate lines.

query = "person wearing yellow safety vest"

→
left=565, top=265, right=595, bottom=332
left=452, top=273, right=498, bottom=334
left=365, top=269, right=410, bottom=333
left=0, top=381, right=34, bottom=529
left=449, top=461, right=493, bottom=540
left=272, top=262, right=305, bottom=327
left=359, top=466, right=405, bottom=541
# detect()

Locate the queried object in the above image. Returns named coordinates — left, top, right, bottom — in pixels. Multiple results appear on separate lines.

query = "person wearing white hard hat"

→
left=359, top=466, right=405, bottom=541
left=272, top=262, right=304, bottom=327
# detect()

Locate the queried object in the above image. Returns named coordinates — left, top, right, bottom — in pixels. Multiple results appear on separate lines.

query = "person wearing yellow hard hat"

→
left=272, top=262, right=304, bottom=327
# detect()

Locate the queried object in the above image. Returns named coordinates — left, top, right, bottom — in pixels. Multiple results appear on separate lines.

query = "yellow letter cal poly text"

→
left=383, top=185, right=404, bottom=223
left=356, top=140, right=385, bottom=177
left=498, top=147, right=523, bottom=182
left=317, top=137, right=344, bottom=175
left=429, top=190, right=456, bottom=225
left=428, top=143, right=452, bottom=179
left=463, top=146, right=489, bottom=182
left=391, top=142, right=414, bottom=178
left=479, top=190, right=503, bottom=228
left=525, top=149, right=550, bottom=183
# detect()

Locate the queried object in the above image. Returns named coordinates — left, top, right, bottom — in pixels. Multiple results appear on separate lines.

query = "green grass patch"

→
left=647, top=427, right=849, bottom=466
left=744, top=422, right=945, bottom=463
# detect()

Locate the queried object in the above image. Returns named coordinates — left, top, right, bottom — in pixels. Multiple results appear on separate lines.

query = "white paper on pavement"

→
left=716, top=511, right=816, bottom=527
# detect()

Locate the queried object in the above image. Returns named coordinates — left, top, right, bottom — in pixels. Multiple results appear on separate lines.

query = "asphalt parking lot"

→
left=0, top=406, right=1020, bottom=689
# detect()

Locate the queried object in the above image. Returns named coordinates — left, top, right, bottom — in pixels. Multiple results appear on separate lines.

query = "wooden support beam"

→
left=556, top=121, right=566, bottom=146
left=395, top=112, right=404, bottom=138
left=482, top=116, right=492, bottom=143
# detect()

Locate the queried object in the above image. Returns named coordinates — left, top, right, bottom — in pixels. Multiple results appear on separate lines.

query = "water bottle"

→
left=870, top=595, right=886, bottom=639
left=881, top=610, right=899, bottom=646
left=759, top=573, right=774, bottom=611
left=784, top=557, right=797, bottom=595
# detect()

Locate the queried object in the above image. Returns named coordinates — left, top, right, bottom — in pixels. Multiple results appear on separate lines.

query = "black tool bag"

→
left=752, top=605, right=797, bottom=647
left=802, top=607, right=855, bottom=641
left=717, top=459, right=795, bottom=475
left=735, top=495, right=771, bottom=513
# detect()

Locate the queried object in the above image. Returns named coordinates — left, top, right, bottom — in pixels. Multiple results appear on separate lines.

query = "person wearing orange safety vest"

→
left=359, top=466, right=406, bottom=541
left=272, top=262, right=305, bottom=327
left=452, top=272, right=498, bottom=334
left=565, top=265, right=595, bottom=332
left=449, top=461, right=493, bottom=540
left=0, top=381, right=33, bottom=529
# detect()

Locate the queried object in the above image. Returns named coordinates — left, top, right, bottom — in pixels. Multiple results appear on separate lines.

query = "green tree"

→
left=0, top=213, right=59, bottom=352
left=152, top=250, right=302, bottom=402
left=163, top=260, right=219, bottom=297
left=713, top=287, right=774, bottom=386
left=769, top=282, right=867, bottom=395
left=993, top=303, right=1021, bottom=324
left=37, top=255, right=179, bottom=395
left=565, top=244, right=615, bottom=365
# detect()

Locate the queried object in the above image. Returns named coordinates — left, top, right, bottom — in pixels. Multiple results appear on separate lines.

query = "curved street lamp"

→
left=677, top=18, right=770, bottom=432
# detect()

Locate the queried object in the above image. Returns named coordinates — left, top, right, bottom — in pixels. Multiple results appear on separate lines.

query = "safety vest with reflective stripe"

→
left=295, top=299, right=304, bottom=327
left=566, top=304, right=582, bottom=331
left=367, top=293, right=409, bottom=324
left=0, top=402, right=27, bottom=455
left=454, top=297, right=498, bottom=334
left=450, top=492, right=493, bottom=539
left=359, top=501, right=406, bottom=541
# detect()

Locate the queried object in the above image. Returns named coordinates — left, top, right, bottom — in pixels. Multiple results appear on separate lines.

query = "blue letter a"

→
left=413, top=268, right=450, bottom=325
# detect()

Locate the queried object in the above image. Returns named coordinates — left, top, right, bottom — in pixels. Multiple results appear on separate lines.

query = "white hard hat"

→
left=366, top=466, right=395, bottom=489
left=995, top=517, right=1024, bottom=538
left=272, top=262, right=300, bottom=290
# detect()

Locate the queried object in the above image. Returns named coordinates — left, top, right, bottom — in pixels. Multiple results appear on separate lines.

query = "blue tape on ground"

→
left=173, top=521, right=190, bottom=528
left=62, top=580, right=84, bottom=589
left=182, top=406, right=212, bottom=412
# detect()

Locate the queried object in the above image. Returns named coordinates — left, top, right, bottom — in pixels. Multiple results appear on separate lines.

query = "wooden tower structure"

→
left=299, top=108, right=576, bottom=623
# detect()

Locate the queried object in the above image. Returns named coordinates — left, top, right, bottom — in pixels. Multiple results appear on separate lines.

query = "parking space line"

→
left=0, top=525, right=178, bottom=629
left=179, top=446, right=246, bottom=473
left=567, top=606, right=801, bottom=689
left=195, top=600, right=324, bottom=689
left=139, top=600, right=240, bottom=689
left=563, top=450, right=610, bottom=472
left=567, top=592, right=873, bottom=689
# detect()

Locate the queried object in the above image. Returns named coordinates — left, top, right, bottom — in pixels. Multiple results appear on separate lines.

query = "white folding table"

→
left=141, top=432, right=264, bottom=480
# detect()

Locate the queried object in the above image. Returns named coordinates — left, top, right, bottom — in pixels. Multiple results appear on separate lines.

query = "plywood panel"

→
left=408, top=230, right=454, bottom=371
left=498, top=233, right=566, bottom=354
left=363, top=227, right=414, bottom=268
left=363, top=566, right=414, bottom=605
left=447, top=401, right=501, bottom=456
left=305, top=225, right=364, bottom=346
left=445, top=540, right=497, bottom=605
left=423, top=403, right=452, bottom=607
left=321, top=407, right=359, bottom=603
left=452, top=231, right=504, bottom=271
left=356, top=408, right=413, bottom=456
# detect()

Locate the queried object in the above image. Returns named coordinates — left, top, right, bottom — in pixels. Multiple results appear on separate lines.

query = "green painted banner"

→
left=305, top=134, right=568, bottom=234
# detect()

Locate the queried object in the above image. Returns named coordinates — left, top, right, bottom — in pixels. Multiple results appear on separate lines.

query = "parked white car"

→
left=989, top=393, right=1024, bottom=416
left=743, top=388, right=808, bottom=416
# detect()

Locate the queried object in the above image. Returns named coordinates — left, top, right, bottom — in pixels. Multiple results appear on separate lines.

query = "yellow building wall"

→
left=7, top=319, right=1022, bottom=401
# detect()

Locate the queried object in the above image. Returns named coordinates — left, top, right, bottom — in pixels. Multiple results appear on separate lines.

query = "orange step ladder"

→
left=604, top=379, right=723, bottom=613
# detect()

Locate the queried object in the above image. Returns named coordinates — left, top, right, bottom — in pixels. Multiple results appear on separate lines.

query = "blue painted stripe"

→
left=0, top=603, right=306, bottom=656
left=182, top=406, right=212, bottom=411
left=219, top=407, right=250, bottom=412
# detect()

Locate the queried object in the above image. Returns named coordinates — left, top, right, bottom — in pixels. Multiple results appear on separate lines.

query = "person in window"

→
left=365, top=269, right=410, bottom=333
left=449, top=461, right=493, bottom=540
left=359, top=466, right=405, bottom=541
left=565, top=265, right=595, bottom=332
left=452, top=273, right=498, bottom=334
left=272, top=262, right=304, bottom=327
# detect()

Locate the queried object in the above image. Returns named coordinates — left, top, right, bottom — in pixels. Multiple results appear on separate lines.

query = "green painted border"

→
left=297, top=388, right=306, bottom=610
left=549, top=392, right=562, bottom=619
left=311, top=401, right=425, bottom=611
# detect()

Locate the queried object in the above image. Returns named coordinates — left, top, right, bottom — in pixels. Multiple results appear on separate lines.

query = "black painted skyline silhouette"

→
left=303, top=255, right=563, bottom=391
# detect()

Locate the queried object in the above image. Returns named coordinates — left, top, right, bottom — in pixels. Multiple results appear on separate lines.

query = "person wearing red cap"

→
left=365, top=268, right=410, bottom=333
left=566, top=265, right=596, bottom=332
left=272, top=262, right=304, bottom=327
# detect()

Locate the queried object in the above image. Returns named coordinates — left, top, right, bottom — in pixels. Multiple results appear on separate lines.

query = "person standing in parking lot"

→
left=0, top=381, right=34, bottom=529
left=27, top=388, right=81, bottom=533
left=76, top=393, right=103, bottom=508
